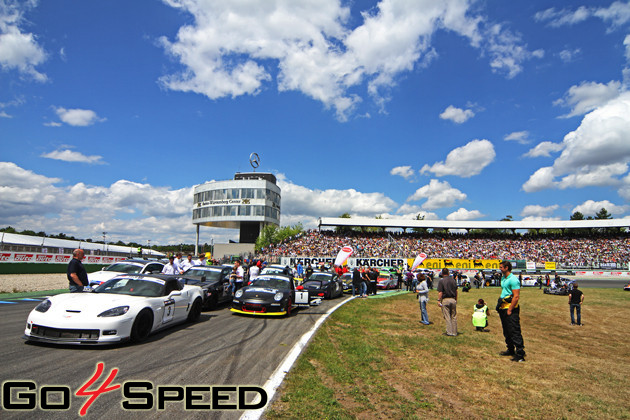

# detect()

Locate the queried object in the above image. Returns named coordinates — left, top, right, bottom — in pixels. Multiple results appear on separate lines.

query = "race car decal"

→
left=163, top=299, right=175, bottom=323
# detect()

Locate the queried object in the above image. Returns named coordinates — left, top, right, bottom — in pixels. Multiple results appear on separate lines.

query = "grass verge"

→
left=0, top=289, right=67, bottom=300
left=267, top=287, right=630, bottom=419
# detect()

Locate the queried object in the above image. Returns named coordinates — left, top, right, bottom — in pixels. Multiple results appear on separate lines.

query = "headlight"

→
left=98, top=306, right=129, bottom=317
left=274, top=292, right=283, bottom=302
left=35, top=299, right=51, bottom=313
left=235, top=290, right=243, bottom=298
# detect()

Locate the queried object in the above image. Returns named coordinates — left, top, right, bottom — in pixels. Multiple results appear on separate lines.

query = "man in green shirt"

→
left=497, top=261, right=526, bottom=362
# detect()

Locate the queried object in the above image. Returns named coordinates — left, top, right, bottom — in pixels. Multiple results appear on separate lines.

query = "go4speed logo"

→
left=2, top=362, right=267, bottom=416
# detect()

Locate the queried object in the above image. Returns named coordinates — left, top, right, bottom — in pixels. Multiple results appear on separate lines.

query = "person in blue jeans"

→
left=416, top=274, right=430, bottom=325
left=568, top=283, right=584, bottom=325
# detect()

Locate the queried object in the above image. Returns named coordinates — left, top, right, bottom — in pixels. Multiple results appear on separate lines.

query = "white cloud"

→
left=535, top=3, right=630, bottom=29
left=439, top=105, right=474, bottom=123
left=523, top=141, right=564, bottom=158
left=520, top=204, right=559, bottom=218
left=159, top=1, right=541, bottom=121
left=446, top=208, right=483, bottom=221
left=0, top=0, right=47, bottom=81
left=406, top=179, right=466, bottom=210
left=54, top=107, right=106, bottom=127
left=41, top=148, right=105, bottom=164
left=0, top=110, right=11, bottom=118
left=277, top=174, right=397, bottom=220
left=522, top=166, right=556, bottom=193
left=523, top=92, right=630, bottom=193
left=504, top=131, right=531, bottom=144
left=390, top=165, right=414, bottom=180
left=571, top=199, right=628, bottom=217
left=420, top=139, right=495, bottom=178
left=554, top=80, right=622, bottom=118
left=559, top=48, right=581, bottom=62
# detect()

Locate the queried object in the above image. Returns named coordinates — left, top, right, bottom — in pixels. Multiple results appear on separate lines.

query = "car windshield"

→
left=302, top=280, right=323, bottom=288
left=261, top=267, right=285, bottom=275
left=183, top=268, right=222, bottom=281
left=251, top=277, right=290, bottom=290
left=309, top=273, right=332, bottom=281
left=103, top=263, right=143, bottom=273
left=94, top=277, right=163, bottom=297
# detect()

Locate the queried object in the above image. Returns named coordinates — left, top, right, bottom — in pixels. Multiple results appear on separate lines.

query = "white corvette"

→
left=23, top=275, right=203, bottom=345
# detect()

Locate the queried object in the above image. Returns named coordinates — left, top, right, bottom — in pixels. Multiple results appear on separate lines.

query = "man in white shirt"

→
left=248, top=263, right=260, bottom=285
left=161, top=255, right=180, bottom=275
left=180, top=254, right=195, bottom=273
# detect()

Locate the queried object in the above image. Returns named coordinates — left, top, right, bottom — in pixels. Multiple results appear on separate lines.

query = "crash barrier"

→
left=574, top=271, right=630, bottom=277
left=0, top=252, right=127, bottom=274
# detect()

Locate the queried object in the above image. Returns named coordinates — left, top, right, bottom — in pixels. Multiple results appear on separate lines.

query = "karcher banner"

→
left=280, top=256, right=500, bottom=270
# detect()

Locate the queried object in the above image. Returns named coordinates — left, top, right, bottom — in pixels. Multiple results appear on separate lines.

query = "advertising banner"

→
left=0, top=252, right=126, bottom=264
left=281, top=256, right=501, bottom=270
left=545, top=261, right=557, bottom=270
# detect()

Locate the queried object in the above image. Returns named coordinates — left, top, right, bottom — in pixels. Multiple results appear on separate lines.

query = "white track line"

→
left=240, top=296, right=356, bottom=420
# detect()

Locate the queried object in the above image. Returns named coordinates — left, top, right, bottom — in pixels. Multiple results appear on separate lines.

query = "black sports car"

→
left=178, top=265, right=233, bottom=310
left=340, top=272, right=353, bottom=293
left=231, top=274, right=306, bottom=316
left=300, top=272, right=344, bottom=299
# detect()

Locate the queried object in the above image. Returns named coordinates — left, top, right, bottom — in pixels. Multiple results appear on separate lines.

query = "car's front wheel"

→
left=130, top=309, right=153, bottom=343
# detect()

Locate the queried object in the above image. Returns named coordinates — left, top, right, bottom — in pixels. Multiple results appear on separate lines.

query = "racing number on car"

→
left=163, top=299, right=175, bottom=323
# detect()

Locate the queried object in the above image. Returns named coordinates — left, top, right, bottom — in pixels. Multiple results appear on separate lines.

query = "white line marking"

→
left=240, top=296, right=356, bottom=420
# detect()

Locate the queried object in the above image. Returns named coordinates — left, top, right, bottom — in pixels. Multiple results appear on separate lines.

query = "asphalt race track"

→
left=0, top=295, right=352, bottom=420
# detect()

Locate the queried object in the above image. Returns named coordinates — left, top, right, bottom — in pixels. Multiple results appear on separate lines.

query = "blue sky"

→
left=2, top=0, right=630, bottom=245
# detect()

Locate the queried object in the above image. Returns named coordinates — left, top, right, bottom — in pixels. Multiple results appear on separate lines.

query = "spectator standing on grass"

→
left=568, top=283, right=584, bottom=326
left=416, top=274, right=430, bottom=325
left=369, top=267, right=378, bottom=295
left=68, top=248, right=88, bottom=293
left=437, top=268, right=458, bottom=336
left=497, top=261, right=526, bottom=362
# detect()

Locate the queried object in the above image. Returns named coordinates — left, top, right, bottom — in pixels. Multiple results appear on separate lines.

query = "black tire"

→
left=130, top=309, right=153, bottom=343
left=187, top=298, right=202, bottom=322
left=285, top=297, right=292, bottom=317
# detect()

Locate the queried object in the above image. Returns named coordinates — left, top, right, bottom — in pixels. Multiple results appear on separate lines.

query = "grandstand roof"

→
left=318, top=217, right=630, bottom=231
left=0, top=232, right=165, bottom=256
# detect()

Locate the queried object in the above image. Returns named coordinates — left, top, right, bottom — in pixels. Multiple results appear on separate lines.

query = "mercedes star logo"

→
left=249, top=152, right=260, bottom=169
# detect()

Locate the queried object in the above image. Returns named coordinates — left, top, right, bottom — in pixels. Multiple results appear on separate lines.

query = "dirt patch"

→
left=0, top=273, right=68, bottom=293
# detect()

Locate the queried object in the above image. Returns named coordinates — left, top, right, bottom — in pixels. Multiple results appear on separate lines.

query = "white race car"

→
left=88, top=259, right=165, bottom=287
left=24, top=275, right=203, bottom=345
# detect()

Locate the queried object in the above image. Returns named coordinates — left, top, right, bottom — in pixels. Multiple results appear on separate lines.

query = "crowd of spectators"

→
left=259, top=229, right=630, bottom=268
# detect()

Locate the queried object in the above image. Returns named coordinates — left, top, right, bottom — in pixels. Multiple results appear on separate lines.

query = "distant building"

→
left=192, top=172, right=281, bottom=247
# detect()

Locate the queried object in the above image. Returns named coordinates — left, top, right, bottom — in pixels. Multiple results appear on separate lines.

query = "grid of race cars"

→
left=21, top=259, right=601, bottom=346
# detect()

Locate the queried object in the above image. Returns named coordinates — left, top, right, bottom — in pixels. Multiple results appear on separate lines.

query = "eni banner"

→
left=413, top=258, right=501, bottom=270
left=281, top=256, right=501, bottom=270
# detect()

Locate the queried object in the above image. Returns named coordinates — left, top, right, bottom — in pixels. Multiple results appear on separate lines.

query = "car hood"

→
left=87, top=270, right=122, bottom=282
left=41, top=293, right=147, bottom=317
left=240, top=287, right=283, bottom=299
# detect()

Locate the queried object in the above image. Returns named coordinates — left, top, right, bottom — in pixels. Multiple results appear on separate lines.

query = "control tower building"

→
left=192, top=172, right=281, bottom=250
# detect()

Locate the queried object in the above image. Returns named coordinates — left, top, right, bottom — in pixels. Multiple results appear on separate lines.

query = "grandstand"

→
left=259, top=219, right=630, bottom=271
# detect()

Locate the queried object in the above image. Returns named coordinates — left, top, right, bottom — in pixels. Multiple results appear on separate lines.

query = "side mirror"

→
left=296, top=285, right=304, bottom=290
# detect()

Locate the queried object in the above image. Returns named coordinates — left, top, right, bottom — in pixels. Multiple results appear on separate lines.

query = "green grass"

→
left=0, top=289, right=67, bottom=299
left=267, top=288, right=630, bottom=419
